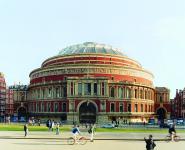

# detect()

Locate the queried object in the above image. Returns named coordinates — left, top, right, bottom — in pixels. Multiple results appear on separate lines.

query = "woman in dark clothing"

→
left=24, top=124, right=28, bottom=137
left=144, top=135, right=156, bottom=150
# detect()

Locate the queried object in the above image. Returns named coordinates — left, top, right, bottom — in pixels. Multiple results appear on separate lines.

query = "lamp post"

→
left=73, top=102, right=75, bottom=125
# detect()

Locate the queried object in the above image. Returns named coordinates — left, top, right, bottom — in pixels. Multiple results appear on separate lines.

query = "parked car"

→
left=100, top=123, right=115, bottom=128
left=167, top=119, right=173, bottom=126
left=160, top=123, right=169, bottom=128
left=177, top=119, right=184, bottom=125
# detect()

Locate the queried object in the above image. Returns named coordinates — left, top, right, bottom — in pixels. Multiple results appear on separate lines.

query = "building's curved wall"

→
left=28, top=44, right=155, bottom=123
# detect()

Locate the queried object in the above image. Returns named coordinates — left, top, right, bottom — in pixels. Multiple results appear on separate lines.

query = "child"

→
left=144, top=135, right=156, bottom=150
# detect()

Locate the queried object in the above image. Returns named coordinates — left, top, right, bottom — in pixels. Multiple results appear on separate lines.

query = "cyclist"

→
left=72, top=125, right=81, bottom=143
left=168, top=124, right=176, bottom=141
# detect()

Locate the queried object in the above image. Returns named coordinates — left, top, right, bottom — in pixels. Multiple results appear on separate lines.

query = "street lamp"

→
left=73, top=102, right=75, bottom=125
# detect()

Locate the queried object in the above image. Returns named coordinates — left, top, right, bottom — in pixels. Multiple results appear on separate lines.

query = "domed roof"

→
left=58, top=42, right=125, bottom=56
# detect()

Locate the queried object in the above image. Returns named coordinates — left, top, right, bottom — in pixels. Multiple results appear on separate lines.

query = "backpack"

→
left=88, top=128, right=92, bottom=134
left=72, top=128, right=78, bottom=133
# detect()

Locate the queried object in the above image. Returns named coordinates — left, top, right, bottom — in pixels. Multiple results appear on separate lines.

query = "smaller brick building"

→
left=0, top=72, right=6, bottom=122
left=171, top=89, right=185, bottom=119
left=154, top=87, right=171, bottom=123
left=5, top=89, right=14, bottom=117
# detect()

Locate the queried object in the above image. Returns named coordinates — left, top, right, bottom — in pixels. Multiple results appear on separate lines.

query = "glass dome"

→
left=58, top=42, right=125, bottom=56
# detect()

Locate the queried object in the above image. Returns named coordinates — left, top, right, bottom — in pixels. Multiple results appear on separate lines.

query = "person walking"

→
left=24, top=123, right=28, bottom=137
left=168, top=124, right=176, bottom=141
left=144, top=134, right=156, bottom=150
left=51, top=120, right=55, bottom=131
left=56, top=123, right=60, bottom=135
left=88, top=124, right=95, bottom=142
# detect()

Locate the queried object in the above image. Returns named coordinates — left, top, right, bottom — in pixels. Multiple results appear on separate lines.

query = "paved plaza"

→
left=0, top=131, right=185, bottom=150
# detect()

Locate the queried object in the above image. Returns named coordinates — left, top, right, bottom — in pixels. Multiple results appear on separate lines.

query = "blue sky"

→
left=0, top=0, right=185, bottom=98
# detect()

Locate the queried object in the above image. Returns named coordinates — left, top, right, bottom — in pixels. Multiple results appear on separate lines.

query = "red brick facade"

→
left=27, top=42, right=157, bottom=124
left=0, top=72, right=6, bottom=121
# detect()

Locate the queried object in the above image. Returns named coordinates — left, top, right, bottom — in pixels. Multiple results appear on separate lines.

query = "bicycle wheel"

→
left=67, top=137, right=75, bottom=145
left=165, top=135, right=171, bottom=142
left=174, top=135, right=180, bottom=142
left=79, top=137, right=87, bottom=145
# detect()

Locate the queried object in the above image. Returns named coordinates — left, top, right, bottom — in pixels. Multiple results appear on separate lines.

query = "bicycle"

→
left=67, top=136, right=87, bottom=145
left=165, top=134, right=180, bottom=142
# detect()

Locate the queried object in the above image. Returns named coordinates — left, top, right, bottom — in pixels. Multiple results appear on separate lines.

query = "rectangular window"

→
left=145, top=105, right=147, bottom=112
left=84, top=83, right=91, bottom=95
left=94, top=83, right=97, bottom=95
left=70, top=82, right=74, bottom=95
left=111, top=103, right=115, bottom=112
left=128, top=104, right=131, bottom=112
left=54, top=103, right=58, bottom=112
left=41, top=103, right=45, bottom=112
left=56, top=87, right=59, bottom=98
left=48, top=88, right=52, bottom=97
left=118, top=87, right=123, bottom=98
left=62, top=103, right=67, bottom=112
left=36, top=103, right=39, bottom=112
left=47, top=102, right=51, bottom=112
left=63, top=86, right=67, bottom=97
left=102, top=82, right=105, bottom=96
left=135, top=104, right=138, bottom=112
left=119, top=103, right=124, bottom=112
left=141, top=104, right=143, bottom=112
left=42, top=89, right=45, bottom=98
left=78, top=83, right=82, bottom=95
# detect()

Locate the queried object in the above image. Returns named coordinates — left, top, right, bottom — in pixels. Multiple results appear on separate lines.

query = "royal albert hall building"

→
left=27, top=42, right=155, bottom=124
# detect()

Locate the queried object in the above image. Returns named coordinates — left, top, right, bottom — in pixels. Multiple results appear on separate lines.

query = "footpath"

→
left=0, top=131, right=185, bottom=141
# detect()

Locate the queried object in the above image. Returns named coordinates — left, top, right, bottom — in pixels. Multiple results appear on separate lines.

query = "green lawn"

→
left=0, top=124, right=184, bottom=133
left=0, top=124, right=71, bottom=131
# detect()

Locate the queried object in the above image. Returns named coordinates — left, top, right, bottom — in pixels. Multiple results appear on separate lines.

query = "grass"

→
left=0, top=124, right=71, bottom=131
left=0, top=124, right=185, bottom=133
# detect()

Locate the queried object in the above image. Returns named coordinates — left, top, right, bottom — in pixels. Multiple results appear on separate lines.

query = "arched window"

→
left=140, top=89, right=143, bottom=99
left=126, top=88, right=131, bottom=98
left=118, top=87, right=123, bottom=98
